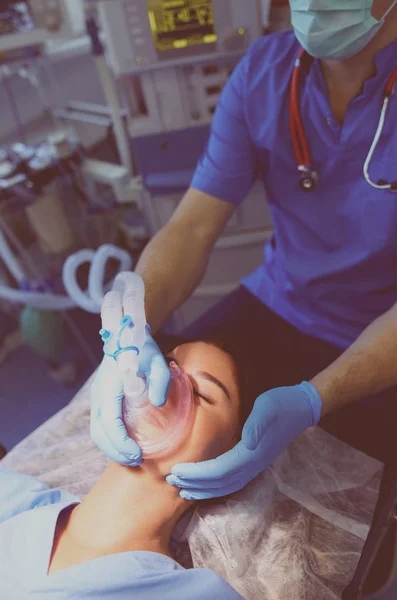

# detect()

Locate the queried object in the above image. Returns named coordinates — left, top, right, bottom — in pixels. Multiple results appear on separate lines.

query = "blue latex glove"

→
left=90, top=290, right=171, bottom=466
left=166, top=382, right=322, bottom=500
left=135, top=325, right=171, bottom=409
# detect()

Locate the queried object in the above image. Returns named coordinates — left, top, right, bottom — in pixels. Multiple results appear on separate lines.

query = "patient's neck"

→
left=66, top=462, right=188, bottom=558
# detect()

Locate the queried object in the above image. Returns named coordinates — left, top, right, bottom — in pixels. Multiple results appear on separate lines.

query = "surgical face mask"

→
left=290, top=0, right=397, bottom=60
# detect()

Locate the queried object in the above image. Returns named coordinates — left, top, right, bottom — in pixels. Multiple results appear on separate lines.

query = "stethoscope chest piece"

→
left=378, top=179, right=397, bottom=192
left=298, top=165, right=318, bottom=192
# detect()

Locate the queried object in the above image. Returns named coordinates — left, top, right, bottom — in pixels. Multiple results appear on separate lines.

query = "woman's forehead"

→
left=170, top=341, right=231, bottom=366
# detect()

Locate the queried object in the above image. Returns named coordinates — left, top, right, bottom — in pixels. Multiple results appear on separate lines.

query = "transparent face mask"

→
left=122, top=362, right=196, bottom=459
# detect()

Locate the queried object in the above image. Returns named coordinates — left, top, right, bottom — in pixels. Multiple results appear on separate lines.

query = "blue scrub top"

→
left=0, top=469, right=242, bottom=599
left=192, top=31, right=397, bottom=349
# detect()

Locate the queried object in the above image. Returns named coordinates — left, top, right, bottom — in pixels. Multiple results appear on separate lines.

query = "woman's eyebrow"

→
left=166, top=355, right=231, bottom=401
left=196, top=371, right=231, bottom=402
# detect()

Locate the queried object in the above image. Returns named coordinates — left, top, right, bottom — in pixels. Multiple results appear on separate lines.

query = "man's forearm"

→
left=311, top=302, right=397, bottom=416
left=135, top=223, right=211, bottom=334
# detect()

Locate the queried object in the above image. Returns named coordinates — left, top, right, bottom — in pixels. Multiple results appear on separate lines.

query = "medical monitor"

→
left=148, top=0, right=216, bottom=53
left=99, top=0, right=262, bottom=74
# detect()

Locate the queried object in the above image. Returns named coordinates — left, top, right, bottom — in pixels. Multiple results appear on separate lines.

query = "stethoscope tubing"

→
left=290, top=48, right=397, bottom=192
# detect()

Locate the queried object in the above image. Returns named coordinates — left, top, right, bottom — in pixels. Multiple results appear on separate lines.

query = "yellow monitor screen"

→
left=147, top=0, right=217, bottom=52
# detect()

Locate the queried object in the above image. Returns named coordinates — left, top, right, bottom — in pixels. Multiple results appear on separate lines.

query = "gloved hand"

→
left=166, top=382, right=322, bottom=499
left=90, top=289, right=171, bottom=466
left=136, top=325, right=171, bottom=409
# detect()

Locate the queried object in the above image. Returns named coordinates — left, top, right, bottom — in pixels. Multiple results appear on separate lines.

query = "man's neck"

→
left=64, top=463, right=188, bottom=558
left=320, top=12, right=397, bottom=124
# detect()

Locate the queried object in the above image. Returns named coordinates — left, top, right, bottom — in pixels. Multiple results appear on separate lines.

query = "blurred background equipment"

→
left=0, top=0, right=289, bottom=447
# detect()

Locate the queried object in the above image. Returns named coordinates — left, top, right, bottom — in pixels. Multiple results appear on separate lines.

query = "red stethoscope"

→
left=290, top=48, right=397, bottom=192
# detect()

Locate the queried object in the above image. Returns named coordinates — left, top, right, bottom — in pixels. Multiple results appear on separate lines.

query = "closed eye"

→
left=193, top=390, right=215, bottom=405
left=166, top=355, right=216, bottom=405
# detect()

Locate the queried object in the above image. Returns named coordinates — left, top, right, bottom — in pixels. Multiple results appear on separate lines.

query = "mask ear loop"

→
left=381, top=0, right=397, bottom=23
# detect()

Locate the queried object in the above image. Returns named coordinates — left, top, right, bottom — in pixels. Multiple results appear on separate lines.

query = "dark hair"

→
left=190, top=336, right=249, bottom=439
left=172, top=336, right=247, bottom=508
left=187, top=337, right=251, bottom=508
left=158, top=332, right=249, bottom=507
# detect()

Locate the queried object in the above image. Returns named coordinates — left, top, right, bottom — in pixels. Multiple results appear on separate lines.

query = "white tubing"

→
left=88, top=244, right=132, bottom=308
left=112, top=272, right=147, bottom=401
left=112, top=272, right=146, bottom=349
left=0, top=228, right=25, bottom=283
left=0, top=218, right=76, bottom=310
left=95, top=55, right=132, bottom=177
left=62, top=245, right=134, bottom=314
left=0, top=244, right=133, bottom=313
left=62, top=249, right=99, bottom=313
left=0, top=284, right=75, bottom=310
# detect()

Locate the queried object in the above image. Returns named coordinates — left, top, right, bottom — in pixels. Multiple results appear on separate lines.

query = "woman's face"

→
left=155, top=341, right=241, bottom=474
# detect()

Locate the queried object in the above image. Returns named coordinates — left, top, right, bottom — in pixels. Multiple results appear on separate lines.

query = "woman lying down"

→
left=0, top=338, right=246, bottom=599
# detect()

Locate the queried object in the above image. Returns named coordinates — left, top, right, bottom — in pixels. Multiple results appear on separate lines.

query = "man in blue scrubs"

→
left=93, top=0, right=397, bottom=500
